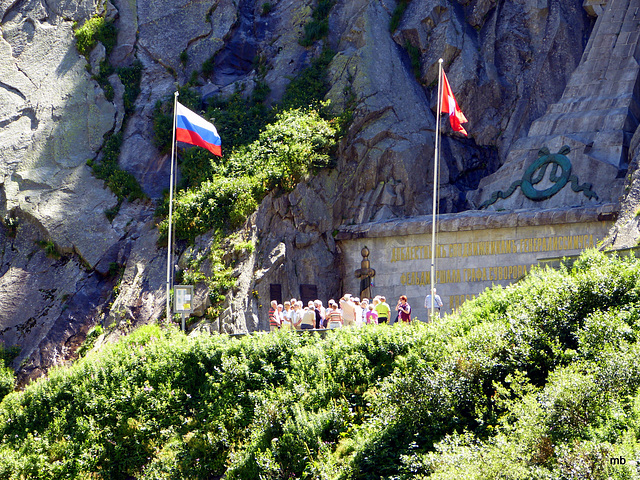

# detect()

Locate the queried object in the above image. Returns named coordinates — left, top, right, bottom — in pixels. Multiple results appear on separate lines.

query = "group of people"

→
left=268, top=293, right=419, bottom=331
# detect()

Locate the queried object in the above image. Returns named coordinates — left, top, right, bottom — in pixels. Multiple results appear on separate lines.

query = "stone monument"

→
left=355, top=246, right=376, bottom=300
left=338, top=0, right=633, bottom=318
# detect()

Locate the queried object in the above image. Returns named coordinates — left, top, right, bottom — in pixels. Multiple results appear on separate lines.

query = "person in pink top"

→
left=365, top=304, right=378, bottom=325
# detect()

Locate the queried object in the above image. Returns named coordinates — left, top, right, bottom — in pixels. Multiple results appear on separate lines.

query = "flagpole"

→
left=166, top=91, right=179, bottom=322
left=430, top=59, right=443, bottom=322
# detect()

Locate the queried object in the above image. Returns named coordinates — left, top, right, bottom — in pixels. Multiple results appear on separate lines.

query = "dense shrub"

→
left=117, top=61, right=144, bottom=116
left=158, top=108, right=336, bottom=242
left=6, top=250, right=640, bottom=478
left=160, top=176, right=263, bottom=242
left=153, top=42, right=339, bottom=248
left=0, top=345, right=19, bottom=402
left=206, top=86, right=274, bottom=154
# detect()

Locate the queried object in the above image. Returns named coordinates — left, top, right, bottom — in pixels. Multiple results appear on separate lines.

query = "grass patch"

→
left=390, top=0, right=411, bottom=32
left=299, top=0, right=335, bottom=47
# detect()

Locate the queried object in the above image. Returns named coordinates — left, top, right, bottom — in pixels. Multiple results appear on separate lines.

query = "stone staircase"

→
left=472, top=0, right=640, bottom=210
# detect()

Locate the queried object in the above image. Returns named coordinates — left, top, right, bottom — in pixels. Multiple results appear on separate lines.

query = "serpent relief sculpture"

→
left=480, top=146, right=599, bottom=209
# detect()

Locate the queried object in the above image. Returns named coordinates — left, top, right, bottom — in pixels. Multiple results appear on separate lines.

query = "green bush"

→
left=0, top=367, right=13, bottom=405
left=76, top=325, right=104, bottom=358
left=0, top=345, right=18, bottom=402
left=206, top=85, right=274, bottom=153
left=160, top=108, right=336, bottom=243
left=4, top=251, right=640, bottom=478
left=225, top=108, right=337, bottom=189
left=159, top=176, right=263, bottom=243
left=74, top=15, right=117, bottom=57
left=117, top=61, right=143, bottom=116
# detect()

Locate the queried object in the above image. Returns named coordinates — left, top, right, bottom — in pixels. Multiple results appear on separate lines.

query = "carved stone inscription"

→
left=338, top=215, right=613, bottom=321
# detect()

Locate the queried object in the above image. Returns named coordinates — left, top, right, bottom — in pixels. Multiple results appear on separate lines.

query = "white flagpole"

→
left=166, top=91, right=179, bottom=322
left=430, top=59, right=443, bottom=322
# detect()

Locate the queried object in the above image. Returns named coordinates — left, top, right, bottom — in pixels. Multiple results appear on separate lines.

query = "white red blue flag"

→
left=175, top=102, right=222, bottom=156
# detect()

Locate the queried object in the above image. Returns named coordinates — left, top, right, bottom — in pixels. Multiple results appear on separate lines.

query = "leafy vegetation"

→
left=117, top=61, right=144, bottom=116
left=36, top=240, right=61, bottom=259
left=205, top=84, right=274, bottom=155
left=153, top=45, right=340, bottom=244
left=4, top=249, right=640, bottom=478
left=150, top=36, right=342, bottom=317
left=87, top=132, right=145, bottom=221
left=299, top=0, right=335, bottom=47
left=158, top=108, right=336, bottom=243
left=76, top=325, right=104, bottom=358
left=0, top=345, right=19, bottom=402
left=280, top=49, right=336, bottom=112
left=73, top=14, right=117, bottom=58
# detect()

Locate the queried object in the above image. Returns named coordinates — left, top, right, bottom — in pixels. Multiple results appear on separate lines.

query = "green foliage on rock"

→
left=390, top=0, right=412, bottom=33
left=0, top=345, right=18, bottom=402
left=160, top=176, right=263, bottom=242
left=117, top=61, right=144, bottom=116
left=73, top=13, right=145, bottom=220
left=159, top=108, right=336, bottom=243
left=4, top=250, right=640, bottom=478
left=280, top=49, right=335, bottom=112
left=76, top=325, right=104, bottom=358
left=87, top=132, right=145, bottom=220
left=205, top=85, right=274, bottom=154
left=153, top=45, right=340, bottom=244
left=299, top=0, right=335, bottom=47
left=73, top=14, right=117, bottom=58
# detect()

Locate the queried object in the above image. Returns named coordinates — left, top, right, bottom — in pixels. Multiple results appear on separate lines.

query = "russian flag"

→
left=175, top=102, right=222, bottom=156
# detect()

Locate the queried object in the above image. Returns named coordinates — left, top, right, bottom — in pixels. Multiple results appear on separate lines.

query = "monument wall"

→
left=337, top=205, right=616, bottom=321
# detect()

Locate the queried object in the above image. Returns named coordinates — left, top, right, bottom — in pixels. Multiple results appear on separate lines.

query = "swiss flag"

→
left=441, top=70, right=468, bottom=136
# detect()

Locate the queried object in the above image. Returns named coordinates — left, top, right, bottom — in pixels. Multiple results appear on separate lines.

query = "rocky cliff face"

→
left=0, top=0, right=609, bottom=382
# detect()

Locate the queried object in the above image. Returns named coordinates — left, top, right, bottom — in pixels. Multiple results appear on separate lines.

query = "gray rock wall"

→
left=0, top=0, right=622, bottom=380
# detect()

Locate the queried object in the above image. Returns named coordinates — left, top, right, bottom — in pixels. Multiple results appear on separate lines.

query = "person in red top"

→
left=396, top=295, right=411, bottom=323
left=268, top=300, right=280, bottom=331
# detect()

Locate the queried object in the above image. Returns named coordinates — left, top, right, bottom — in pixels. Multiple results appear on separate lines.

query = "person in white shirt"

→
left=281, top=301, right=294, bottom=330
left=300, top=304, right=316, bottom=330
left=340, top=294, right=356, bottom=327
left=353, top=297, right=363, bottom=327
left=424, top=288, right=443, bottom=320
